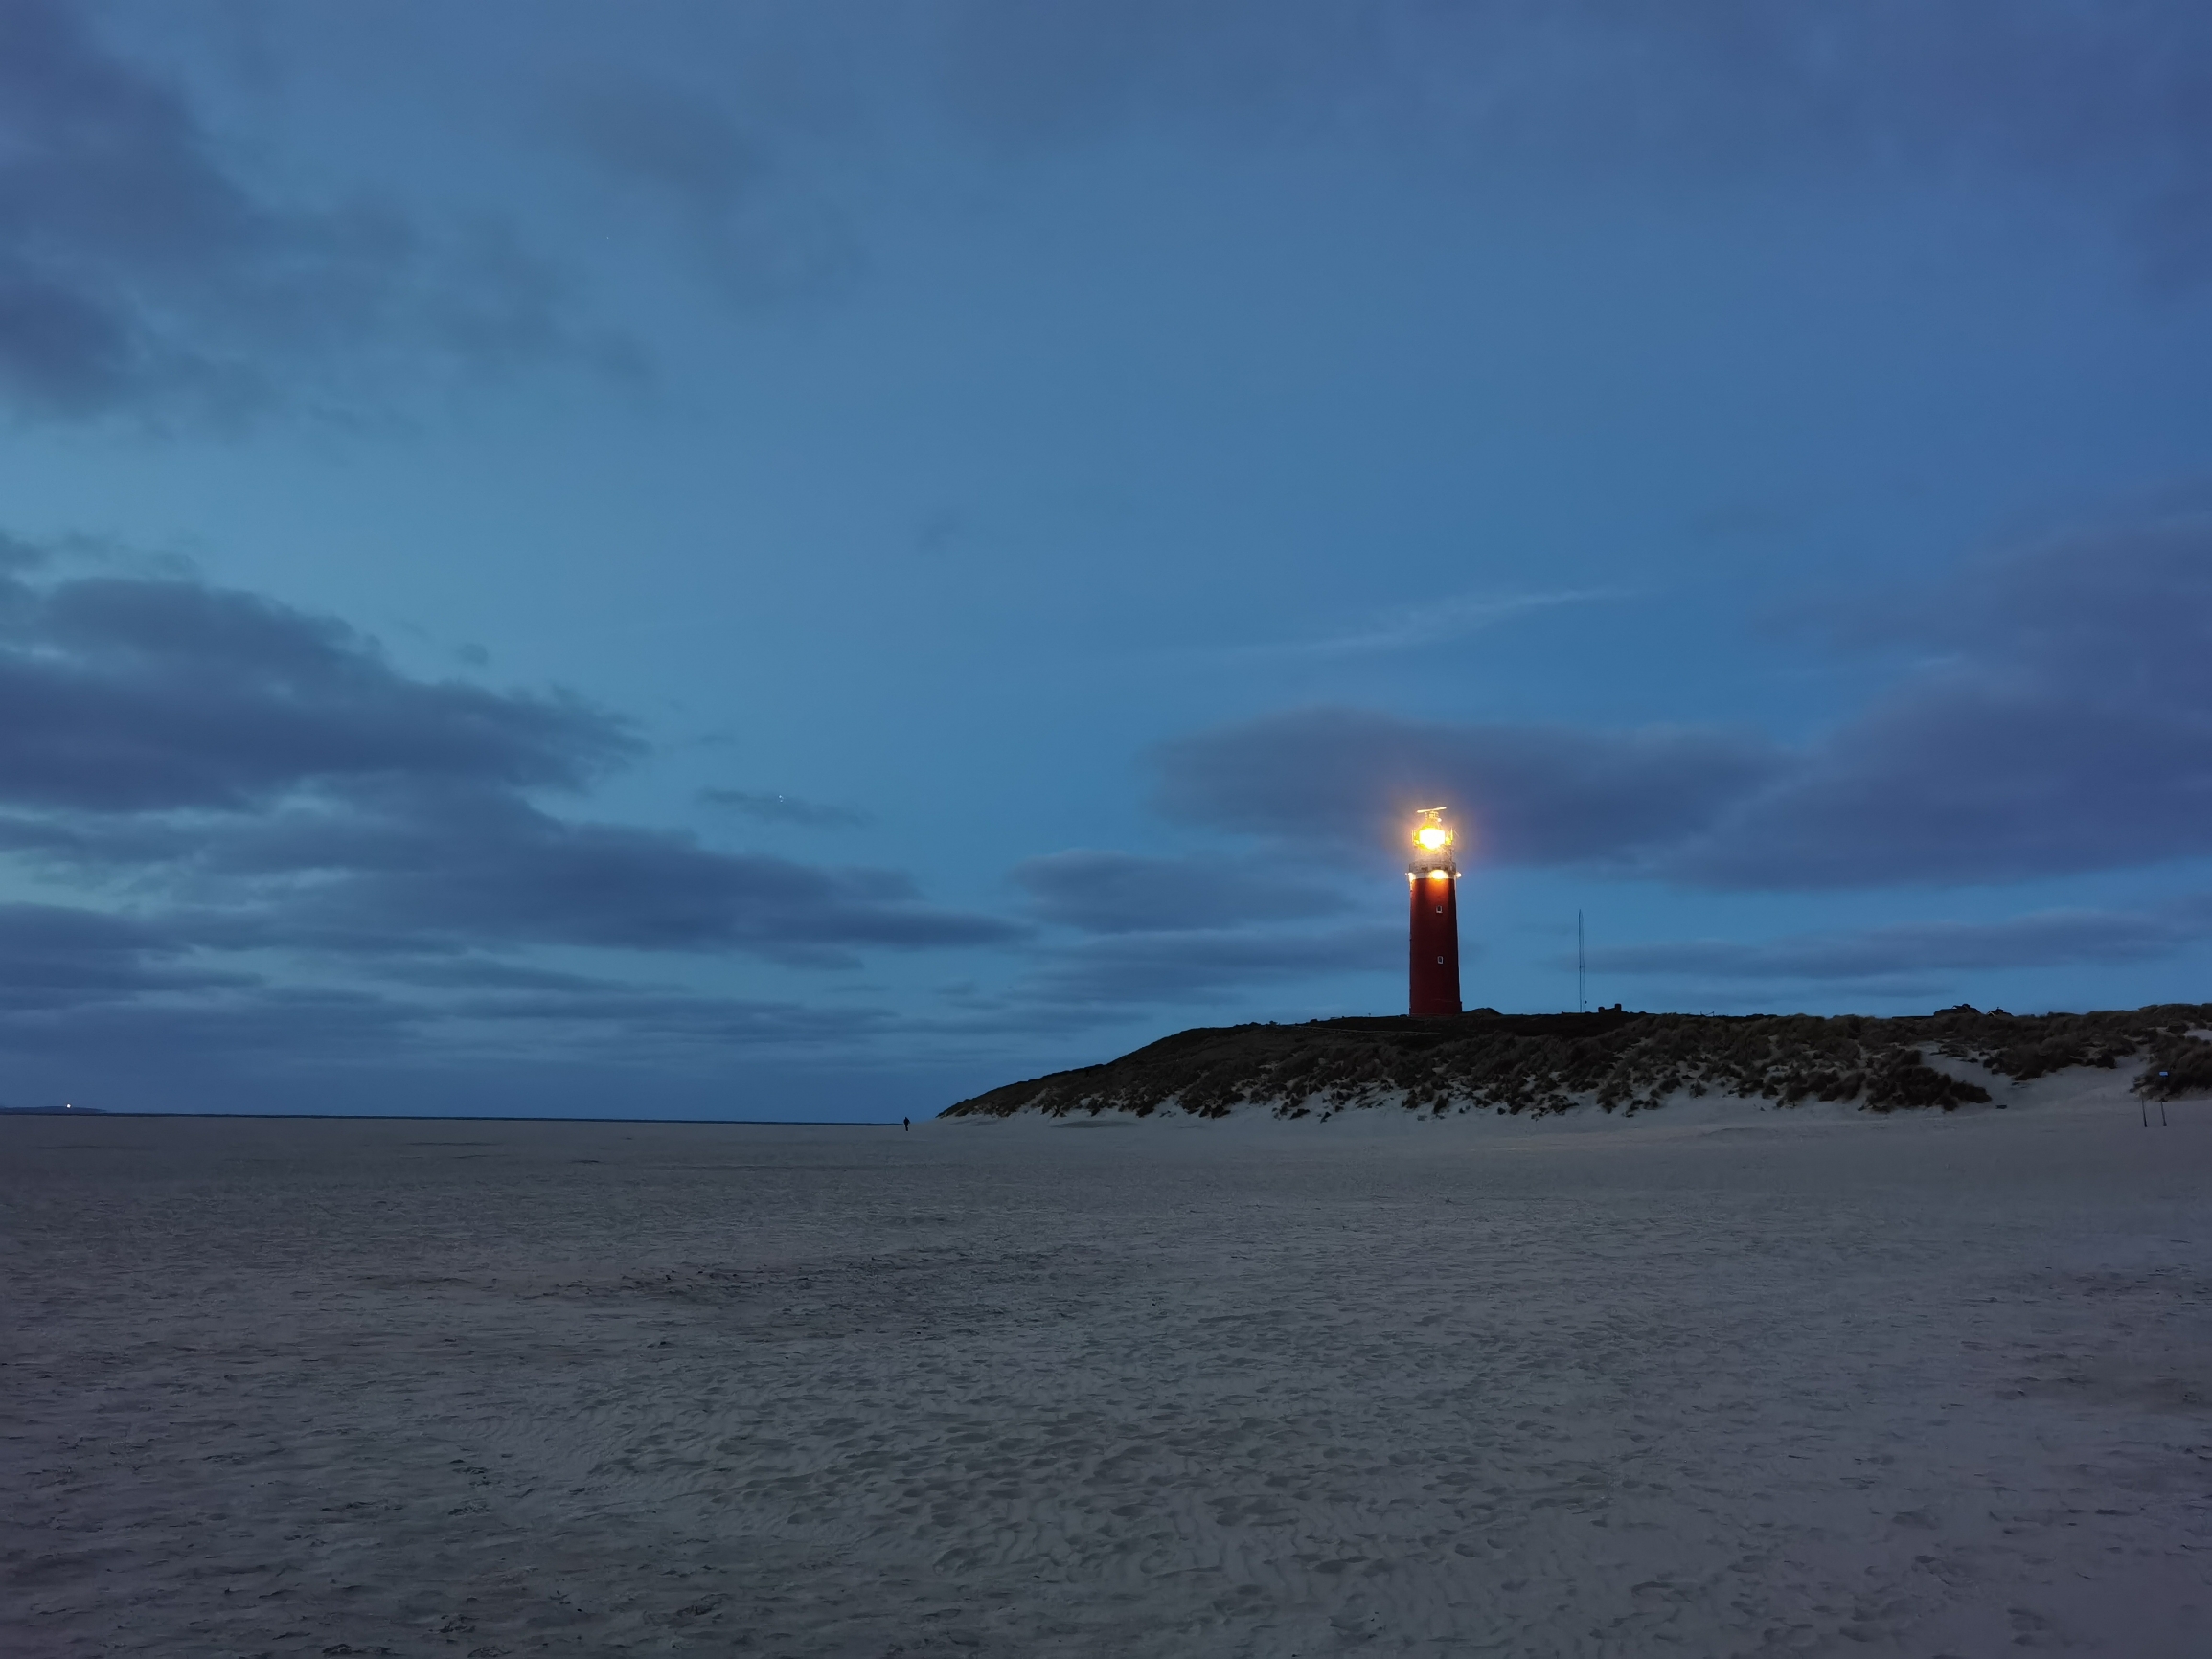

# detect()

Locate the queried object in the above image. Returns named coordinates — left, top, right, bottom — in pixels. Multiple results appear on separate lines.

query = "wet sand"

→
left=4, top=1087, right=2209, bottom=1656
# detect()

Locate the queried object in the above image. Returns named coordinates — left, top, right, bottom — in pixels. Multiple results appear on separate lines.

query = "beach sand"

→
left=5, top=1079, right=2208, bottom=1656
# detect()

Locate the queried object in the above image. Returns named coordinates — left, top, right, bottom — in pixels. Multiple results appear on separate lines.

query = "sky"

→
left=4, top=0, right=2212, bottom=1121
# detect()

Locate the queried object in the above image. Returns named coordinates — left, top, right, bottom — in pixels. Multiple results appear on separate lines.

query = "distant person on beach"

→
left=903, top=1117, right=910, bottom=1131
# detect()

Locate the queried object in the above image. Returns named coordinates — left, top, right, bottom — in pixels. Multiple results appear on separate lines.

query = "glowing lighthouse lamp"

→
left=1407, top=807, right=1461, bottom=1017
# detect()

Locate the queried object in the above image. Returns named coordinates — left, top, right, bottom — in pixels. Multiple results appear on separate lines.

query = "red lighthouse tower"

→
left=1408, top=807, right=1460, bottom=1017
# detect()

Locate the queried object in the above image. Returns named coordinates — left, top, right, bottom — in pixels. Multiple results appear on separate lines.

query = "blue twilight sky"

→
left=4, top=0, right=2212, bottom=1120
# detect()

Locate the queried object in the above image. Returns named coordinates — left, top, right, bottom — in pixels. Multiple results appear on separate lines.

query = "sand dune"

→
left=5, top=1075, right=2208, bottom=1656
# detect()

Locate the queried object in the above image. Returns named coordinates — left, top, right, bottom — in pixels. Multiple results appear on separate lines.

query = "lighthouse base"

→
left=1409, top=875, right=1461, bottom=1017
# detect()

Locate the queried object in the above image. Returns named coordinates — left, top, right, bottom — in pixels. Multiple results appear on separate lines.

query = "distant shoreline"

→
left=0, top=1111, right=904, bottom=1126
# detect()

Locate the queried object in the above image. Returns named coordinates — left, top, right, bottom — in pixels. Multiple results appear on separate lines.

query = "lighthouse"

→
left=1408, top=807, right=1460, bottom=1017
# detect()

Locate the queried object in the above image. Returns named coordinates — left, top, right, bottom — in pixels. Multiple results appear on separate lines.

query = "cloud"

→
left=436, top=984, right=899, bottom=1049
left=1012, top=847, right=1347, bottom=933
left=0, top=558, right=637, bottom=812
left=0, top=976, right=413, bottom=1052
left=558, top=79, right=767, bottom=215
left=1586, top=899, right=2212, bottom=985
left=0, top=969, right=892, bottom=1084
left=0, top=0, right=608, bottom=422
left=0, top=551, right=1020, bottom=967
left=1151, top=707, right=1783, bottom=867
left=1152, top=514, right=2212, bottom=891
left=0, top=901, right=245, bottom=1010
left=1219, top=589, right=1620, bottom=663
left=1022, top=922, right=1402, bottom=1008
left=0, top=534, right=1034, bottom=1103
left=550, top=73, right=858, bottom=304
left=926, top=1, right=2212, bottom=280
left=1674, top=517, right=2212, bottom=888
left=167, top=787, right=1020, bottom=963
left=20, top=1, right=2198, bottom=426
left=346, top=954, right=903, bottom=1052
left=932, top=0, right=1341, bottom=148
left=698, top=788, right=872, bottom=829
left=0, top=909, right=905, bottom=1065
left=15, top=0, right=2201, bottom=425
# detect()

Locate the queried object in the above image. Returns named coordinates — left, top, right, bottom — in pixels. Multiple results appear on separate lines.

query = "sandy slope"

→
left=3, top=1078, right=2208, bottom=1657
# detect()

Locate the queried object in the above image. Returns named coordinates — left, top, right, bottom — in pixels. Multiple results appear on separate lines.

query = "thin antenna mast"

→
left=1577, top=909, right=1585, bottom=1013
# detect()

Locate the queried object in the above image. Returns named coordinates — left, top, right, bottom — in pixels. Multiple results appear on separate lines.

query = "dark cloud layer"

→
left=551, top=74, right=857, bottom=305
left=19, top=0, right=2212, bottom=428
left=1676, top=521, right=2212, bottom=888
left=0, top=554, right=1018, bottom=979
left=1012, top=848, right=1347, bottom=934
left=931, top=1, right=2212, bottom=281
left=1025, top=923, right=1402, bottom=1009
left=0, top=547, right=1034, bottom=1109
left=1157, top=516, right=2212, bottom=892
left=0, top=965, right=910, bottom=1123
left=1589, top=900, right=2212, bottom=986
left=0, top=901, right=243, bottom=1010
left=0, top=0, right=250, bottom=414
left=0, top=0, right=600, bottom=421
left=0, top=555, right=635, bottom=811
left=698, top=788, right=872, bottom=830
left=1152, top=710, right=1781, bottom=868
left=0, top=928, right=896, bottom=1062
left=174, top=789, right=1016, bottom=964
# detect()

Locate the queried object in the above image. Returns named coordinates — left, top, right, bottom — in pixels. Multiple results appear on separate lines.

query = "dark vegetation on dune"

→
left=945, top=1004, right=2212, bottom=1121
